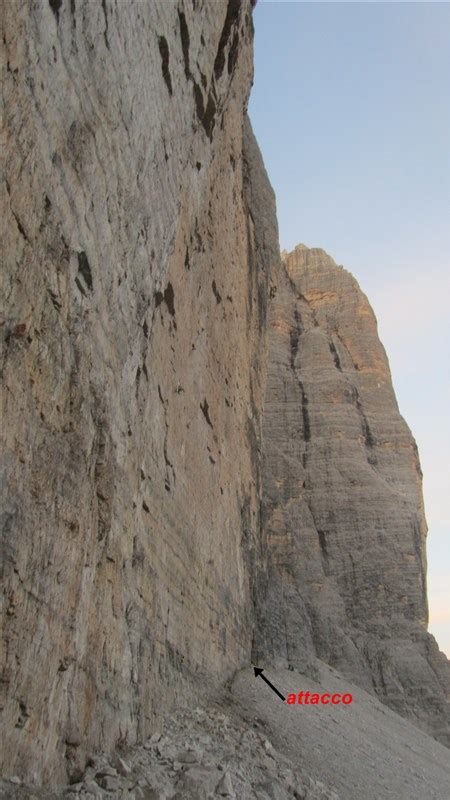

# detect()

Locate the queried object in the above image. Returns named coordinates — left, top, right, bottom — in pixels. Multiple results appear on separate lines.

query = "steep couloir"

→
left=254, top=244, right=450, bottom=745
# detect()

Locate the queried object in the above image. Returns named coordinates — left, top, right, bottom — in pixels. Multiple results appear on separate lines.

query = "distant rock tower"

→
left=254, top=244, right=450, bottom=745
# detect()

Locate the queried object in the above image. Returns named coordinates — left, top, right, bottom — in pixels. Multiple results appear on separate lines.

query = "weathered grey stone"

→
left=134, top=788, right=167, bottom=800
left=81, top=782, right=103, bottom=797
left=215, top=770, right=235, bottom=796
left=95, top=774, right=119, bottom=792
left=113, top=756, right=132, bottom=778
left=175, top=766, right=221, bottom=798
left=174, top=748, right=201, bottom=765
left=254, top=780, right=289, bottom=800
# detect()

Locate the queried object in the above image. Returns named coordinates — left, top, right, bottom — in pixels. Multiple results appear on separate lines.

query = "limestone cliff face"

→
left=2, top=0, right=449, bottom=790
left=1, top=0, right=278, bottom=786
left=255, top=244, right=450, bottom=744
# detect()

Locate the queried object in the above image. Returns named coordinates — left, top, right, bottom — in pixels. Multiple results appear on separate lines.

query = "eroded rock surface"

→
left=254, top=244, right=450, bottom=744
left=2, top=0, right=449, bottom=792
left=1, top=0, right=277, bottom=786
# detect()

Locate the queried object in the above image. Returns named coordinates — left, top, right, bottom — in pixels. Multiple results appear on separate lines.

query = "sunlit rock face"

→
left=1, top=0, right=279, bottom=786
left=255, top=244, right=450, bottom=744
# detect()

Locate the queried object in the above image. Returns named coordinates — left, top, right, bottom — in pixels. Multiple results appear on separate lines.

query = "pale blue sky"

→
left=249, top=1, right=450, bottom=655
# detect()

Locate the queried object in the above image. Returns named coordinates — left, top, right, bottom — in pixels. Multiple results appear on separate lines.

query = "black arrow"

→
left=253, top=667, right=286, bottom=702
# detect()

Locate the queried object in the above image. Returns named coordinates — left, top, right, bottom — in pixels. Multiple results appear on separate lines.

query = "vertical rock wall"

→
left=255, top=244, right=450, bottom=744
left=2, top=0, right=448, bottom=789
left=1, top=0, right=278, bottom=786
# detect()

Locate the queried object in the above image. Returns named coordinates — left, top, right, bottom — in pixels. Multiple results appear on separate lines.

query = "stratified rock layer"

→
left=255, top=244, right=450, bottom=744
left=1, top=0, right=278, bottom=786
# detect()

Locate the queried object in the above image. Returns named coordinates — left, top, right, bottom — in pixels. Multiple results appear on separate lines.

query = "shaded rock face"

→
left=1, top=0, right=278, bottom=786
left=255, top=244, right=450, bottom=744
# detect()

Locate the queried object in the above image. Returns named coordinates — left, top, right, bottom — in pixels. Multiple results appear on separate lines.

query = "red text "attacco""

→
left=286, top=692, right=353, bottom=705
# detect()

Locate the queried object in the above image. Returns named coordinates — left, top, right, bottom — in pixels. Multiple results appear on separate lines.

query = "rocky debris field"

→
left=3, top=662, right=450, bottom=800
left=0, top=699, right=338, bottom=800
